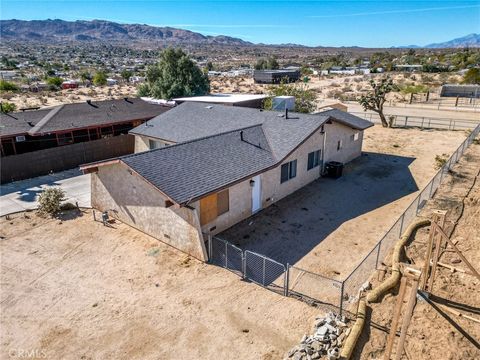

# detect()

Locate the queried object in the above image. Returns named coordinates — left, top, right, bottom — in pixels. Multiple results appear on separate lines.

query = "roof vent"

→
left=86, top=99, right=98, bottom=108
left=124, top=97, right=133, bottom=104
left=205, top=105, right=213, bottom=109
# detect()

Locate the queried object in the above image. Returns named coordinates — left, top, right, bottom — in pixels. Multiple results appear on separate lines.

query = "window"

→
left=57, top=132, right=73, bottom=146
left=350, top=133, right=360, bottom=142
left=337, top=140, right=343, bottom=151
left=281, top=160, right=297, bottom=183
left=200, top=189, right=230, bottom=225
left=307, top=150, right=321, bottom=170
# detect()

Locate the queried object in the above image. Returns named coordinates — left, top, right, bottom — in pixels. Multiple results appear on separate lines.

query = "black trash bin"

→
left=325, top=161, right=344, bottom=179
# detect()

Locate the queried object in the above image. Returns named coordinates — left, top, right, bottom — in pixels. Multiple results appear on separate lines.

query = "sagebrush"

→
left=38, top=187, right=65, bottom=216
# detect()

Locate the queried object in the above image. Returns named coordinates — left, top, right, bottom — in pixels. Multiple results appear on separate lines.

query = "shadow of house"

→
left=219, top=152, right=418, bottom=267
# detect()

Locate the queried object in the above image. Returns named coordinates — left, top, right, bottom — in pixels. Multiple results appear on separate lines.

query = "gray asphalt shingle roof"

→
left=130, top=102, right=372, bottom=144
left=122, top=126, right=276, bottom=204
left=88, top=102, right=372, bottom=204
left=0, top=98, right=169, bottom=137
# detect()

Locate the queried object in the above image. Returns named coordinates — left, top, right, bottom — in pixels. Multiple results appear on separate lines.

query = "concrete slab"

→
left=0, top=169, right=90, bottom=216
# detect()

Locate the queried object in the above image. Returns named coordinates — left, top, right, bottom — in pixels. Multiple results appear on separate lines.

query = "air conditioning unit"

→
left=15, top=135, right=26, bottom=142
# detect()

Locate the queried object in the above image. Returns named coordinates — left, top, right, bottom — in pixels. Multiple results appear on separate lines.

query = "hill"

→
left=0, top=19, right=252, bottom=46
left=425, top=33, right=480, bottom=48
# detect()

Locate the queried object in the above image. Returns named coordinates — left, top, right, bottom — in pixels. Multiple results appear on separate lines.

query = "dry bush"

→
left=38, top=187, right=65, bottom=216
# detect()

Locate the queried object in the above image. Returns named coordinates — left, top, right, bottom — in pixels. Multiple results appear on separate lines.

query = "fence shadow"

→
left=220, top=152, right=417, bottom=268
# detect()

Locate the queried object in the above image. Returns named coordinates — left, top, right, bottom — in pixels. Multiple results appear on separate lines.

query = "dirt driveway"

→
left=0, top=211, right=318, bottom=360
left=220, top=126, right=467, bottom=280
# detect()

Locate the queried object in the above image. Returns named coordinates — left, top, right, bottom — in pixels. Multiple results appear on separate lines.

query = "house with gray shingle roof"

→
left=81, top=103, right=373, bottom=260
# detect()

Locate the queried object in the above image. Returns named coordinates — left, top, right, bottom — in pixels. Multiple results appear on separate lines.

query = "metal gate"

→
left=244, top=250, right=286, bottom=294
left=210, top=236, right=243, bottom=276
left=209, top=237, right=286, bottom=294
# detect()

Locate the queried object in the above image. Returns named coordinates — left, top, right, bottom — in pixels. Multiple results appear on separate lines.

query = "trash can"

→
left=325, top=161, right=344, bottom=179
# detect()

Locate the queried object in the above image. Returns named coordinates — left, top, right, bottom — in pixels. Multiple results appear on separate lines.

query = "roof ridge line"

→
left=119, top=123, right=264, bottom=161
left=27, top=104, right=64, bottom=136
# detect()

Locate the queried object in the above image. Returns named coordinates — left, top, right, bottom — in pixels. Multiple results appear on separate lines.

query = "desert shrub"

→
left=38, top=187, right=65, bottom=216
left=0, top=101, right=16, bottom=113
left=0, top=80, right=19, bottom=92
left=434, top=154, right=449, bottom=169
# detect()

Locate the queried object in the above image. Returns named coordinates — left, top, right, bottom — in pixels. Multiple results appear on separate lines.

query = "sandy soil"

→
left=0, top=209, right=322, bottom=360
left=220, top=126, right=467, bottom=284
left=356, top=142, right=480, bottom=360
left=1, top=84, right=137, bottom=109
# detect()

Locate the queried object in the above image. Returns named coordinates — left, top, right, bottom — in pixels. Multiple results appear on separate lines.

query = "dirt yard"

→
left=356, top=141, right=480, bottom=360
left=220, top=126, right=468, bottom=281
left=0, top=211, right=320, bottom=360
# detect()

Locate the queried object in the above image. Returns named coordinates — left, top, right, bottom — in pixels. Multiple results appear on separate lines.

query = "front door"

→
left=251, top=175, right=262, bottom=213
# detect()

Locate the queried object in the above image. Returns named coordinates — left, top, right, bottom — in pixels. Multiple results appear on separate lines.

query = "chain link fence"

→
left=207, top=122, right=480, bottom=315
left=350, top=112, right=479, bottom=130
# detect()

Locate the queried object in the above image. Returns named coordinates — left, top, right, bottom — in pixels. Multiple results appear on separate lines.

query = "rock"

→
left=300, top=334, right=308, bottom=343
left=316, top=326, right=328, bottom=336
left=451, top=258, right=461, bottom=264
left=327, top=347, right=340, bottom=360
left=288, top=347, right=299, bottom=357
left=311, top=353, right=320, bottom=360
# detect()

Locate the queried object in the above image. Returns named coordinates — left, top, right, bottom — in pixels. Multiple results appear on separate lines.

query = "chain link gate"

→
left=244, top=250, right=286, bottom=294
left=208, top=237, right=287, bottom=295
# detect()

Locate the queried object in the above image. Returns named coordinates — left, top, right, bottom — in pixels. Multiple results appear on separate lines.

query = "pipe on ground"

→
left=366, top=218, right=430, bottom=303
left=340, top=299, right=367, bottom=360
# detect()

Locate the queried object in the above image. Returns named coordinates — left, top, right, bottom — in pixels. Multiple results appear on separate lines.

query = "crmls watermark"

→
left=8, top=349, right=47, bottom=359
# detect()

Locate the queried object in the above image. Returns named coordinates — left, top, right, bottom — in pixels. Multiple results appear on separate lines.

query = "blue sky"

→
left=1, top=1, right=479, bottom=47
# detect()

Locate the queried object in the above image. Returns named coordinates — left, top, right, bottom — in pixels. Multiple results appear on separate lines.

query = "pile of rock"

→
left=285, top=312, right=350, bottom=360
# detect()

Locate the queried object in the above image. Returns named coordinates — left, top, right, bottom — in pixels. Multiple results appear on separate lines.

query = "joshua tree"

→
left=358, top=77, right=396, bottom=128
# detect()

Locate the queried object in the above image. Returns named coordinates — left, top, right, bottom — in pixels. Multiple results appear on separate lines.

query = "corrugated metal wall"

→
left=1, top=135, right=135, bottom=184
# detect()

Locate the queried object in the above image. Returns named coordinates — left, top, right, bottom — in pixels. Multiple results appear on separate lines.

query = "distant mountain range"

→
left=396, top=33, right=480, bottom=49
left=0, top=19, right=252, bottom=46
left=1, top=19, right=479, bottom=48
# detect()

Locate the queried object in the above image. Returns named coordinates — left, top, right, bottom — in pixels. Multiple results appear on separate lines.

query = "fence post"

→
left=375, top=241, right=381, bottom=269
left=415, top=195, right=421, bottom=215
left=208, top=235, right=213, bottom=263
left=284, top=264, right=290, bottom=297
left=263, top=257, right=266, bottom=287
left=242, top=252, right=246, bottom=280
left=225, top=240, right=228, bottom=268
left=339, top=282, right=345, bottom=316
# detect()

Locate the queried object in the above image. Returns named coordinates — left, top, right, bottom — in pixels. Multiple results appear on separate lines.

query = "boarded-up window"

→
left=200, top=189, right=230, bottom=225
left=200, top=193, right=217, bottom=226
left=217, top=189, right=229, bottom=216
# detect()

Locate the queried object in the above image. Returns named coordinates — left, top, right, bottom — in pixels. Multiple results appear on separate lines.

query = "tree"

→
left=358, top=77, right=396, bottom=128
left=138, top=48, right=209, bottom=99
left=121, top=69, right=133, bottom=83
left=79, top=71, right=92, bottom=85
left=462, top=68, right=480, bottom=85
left=263, top=81, right=317, bottom=114
left=0, top=80, right=19, bottom=92
left=93, top=71, right=108, bottom=86
left=0, top=101, right=17, bottom=113
left=46, top=77, right=63, bottom=88
left=255, top=56, right=280, bottom=70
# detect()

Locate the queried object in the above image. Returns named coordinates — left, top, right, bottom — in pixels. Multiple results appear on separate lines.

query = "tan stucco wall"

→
left=323, top=121, right=363, bottom=165
left=134, top=134, right=175, bottom=153
left=91, top=162, right=207, bottom=261
left=198, top=123, right=364, bottom=236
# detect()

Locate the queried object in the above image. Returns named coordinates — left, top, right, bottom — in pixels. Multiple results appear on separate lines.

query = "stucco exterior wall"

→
left=323, top=122, right=363, bottom=165
left=134, top=134, right=175, bottom=153
left=199, top=128, right=325, bottom=235
left=91, top=162, right=207, bottom=261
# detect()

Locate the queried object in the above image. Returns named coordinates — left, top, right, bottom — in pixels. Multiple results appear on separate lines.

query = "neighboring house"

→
left=440, top=84, right=480, bottom=99
left=254, top=69, right=301, bottom=84
left=174, top=93, right=268, bottom=109
left=81, top=103, right=373, bottom=261
left=394, top=64, right=423, bottom=72
left=61, top=80, right=79, bottom=89
left=0, top=98, right=171, bottom=183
